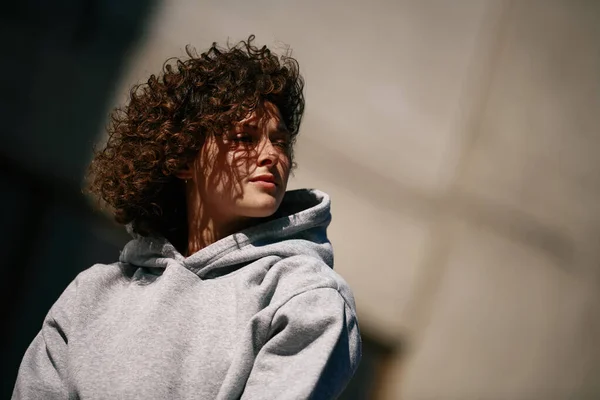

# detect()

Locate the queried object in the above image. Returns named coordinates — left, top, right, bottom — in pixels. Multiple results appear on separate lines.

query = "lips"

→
left=249, top=174, right=277, bottom=185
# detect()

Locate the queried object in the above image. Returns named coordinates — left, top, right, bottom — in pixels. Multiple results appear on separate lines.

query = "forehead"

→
left=238, top=101, right=287, bottom=130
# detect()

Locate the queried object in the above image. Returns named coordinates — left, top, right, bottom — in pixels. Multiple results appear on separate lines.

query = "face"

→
left=188, top=101, right=292, bottom=226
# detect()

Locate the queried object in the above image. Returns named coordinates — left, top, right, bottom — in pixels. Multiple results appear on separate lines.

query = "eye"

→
left=270, top=131, right=291, bottom=150
left=273, top=139, right=291, bottom=149
left=231, top=133, right=254, bottom=144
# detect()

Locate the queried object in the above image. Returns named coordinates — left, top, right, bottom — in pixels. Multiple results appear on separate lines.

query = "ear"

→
left=174, top=163, right=194, bottom=180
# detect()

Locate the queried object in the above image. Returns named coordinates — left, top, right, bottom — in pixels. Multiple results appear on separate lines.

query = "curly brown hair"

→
left=87, top=35, right=305, bottom=246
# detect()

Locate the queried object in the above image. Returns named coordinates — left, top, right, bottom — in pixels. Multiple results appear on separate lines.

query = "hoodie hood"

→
left=119, top=189, right=333, bottom=279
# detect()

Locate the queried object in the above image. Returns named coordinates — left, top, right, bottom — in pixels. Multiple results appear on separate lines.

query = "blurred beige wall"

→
left=110, top=1, right=600, bottom=398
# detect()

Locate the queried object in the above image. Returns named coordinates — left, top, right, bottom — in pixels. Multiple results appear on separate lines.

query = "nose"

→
left=257, top=138, right=279, bottom=167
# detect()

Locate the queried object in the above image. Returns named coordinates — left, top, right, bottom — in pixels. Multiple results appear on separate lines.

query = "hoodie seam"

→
left=268, top=286, right=358, bottom=333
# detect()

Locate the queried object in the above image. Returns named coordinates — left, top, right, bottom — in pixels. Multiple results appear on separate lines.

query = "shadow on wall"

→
left=0, top=1, right=157, bottom=397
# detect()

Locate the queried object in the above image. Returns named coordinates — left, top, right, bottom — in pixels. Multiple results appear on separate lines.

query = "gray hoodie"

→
left=13, top=189, right=361, bottom=399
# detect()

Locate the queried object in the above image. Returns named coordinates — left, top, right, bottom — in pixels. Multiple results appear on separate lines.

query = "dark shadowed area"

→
left=0, top=1, right=156, bottom=397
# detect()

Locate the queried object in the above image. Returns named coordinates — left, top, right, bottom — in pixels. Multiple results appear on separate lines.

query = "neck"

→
left=186, top=216, right=252, bottom=256
left=184, top=186, right=253, bottom=257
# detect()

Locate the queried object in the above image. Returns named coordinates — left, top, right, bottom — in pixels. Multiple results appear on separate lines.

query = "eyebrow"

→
left=276, top=122, right=290, bottom=133
left=241, top=121, right=289, bottom=135
left=270, top=128, right=291, bottom=140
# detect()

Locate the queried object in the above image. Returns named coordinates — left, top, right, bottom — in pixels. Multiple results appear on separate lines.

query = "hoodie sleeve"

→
left=241, top=287, right=362, bottom=400
left=12, top=279, right=78, bottom=400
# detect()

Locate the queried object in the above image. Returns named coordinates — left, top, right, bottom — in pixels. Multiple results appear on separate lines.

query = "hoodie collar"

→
left=119, top=189, right=332, bottom=278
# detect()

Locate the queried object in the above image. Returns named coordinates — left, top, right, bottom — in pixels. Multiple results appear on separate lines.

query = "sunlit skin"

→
left=176, top=101, right=292, bottom=256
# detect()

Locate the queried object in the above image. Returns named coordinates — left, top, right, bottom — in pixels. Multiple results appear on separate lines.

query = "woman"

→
left=13, top=36, right=361, bottom=399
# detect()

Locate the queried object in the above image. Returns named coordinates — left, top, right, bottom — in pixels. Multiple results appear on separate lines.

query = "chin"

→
left=239, top=194, right=282, bottom=218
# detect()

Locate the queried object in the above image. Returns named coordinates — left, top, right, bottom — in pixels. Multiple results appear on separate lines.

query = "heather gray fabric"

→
left=13, top=189, right=361, bottom=400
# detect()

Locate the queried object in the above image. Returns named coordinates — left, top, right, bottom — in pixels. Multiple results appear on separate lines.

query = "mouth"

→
left=249, top=174, right=278, bottom=189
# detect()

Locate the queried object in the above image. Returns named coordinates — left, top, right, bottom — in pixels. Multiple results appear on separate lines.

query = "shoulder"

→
left=59, top=262, right=135, bottom=312
left=44, top=262, right=131, bottom=330
left=267, top=255, right=357, bottom=315
left=74, top=261, right=134, bottom=290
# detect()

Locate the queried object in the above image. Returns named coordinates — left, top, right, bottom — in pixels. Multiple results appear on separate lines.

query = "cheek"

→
left=279, top=156, right=291, bottom=181
left=227, top=150, right=254, bottom=175
left=197, top=140, right=218, bottom=174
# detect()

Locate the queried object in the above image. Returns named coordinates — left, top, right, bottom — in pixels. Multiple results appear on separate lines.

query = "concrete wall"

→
left=112, top=1, right=600, bottom=398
